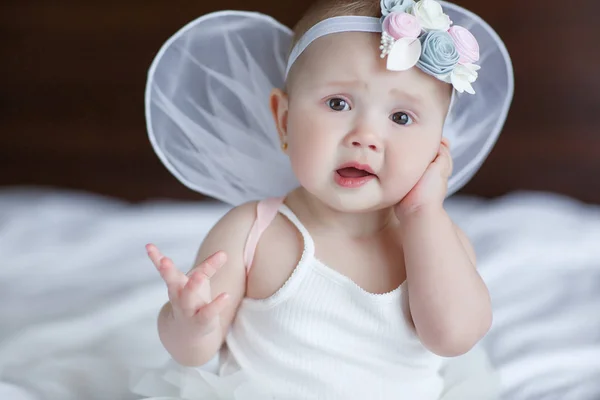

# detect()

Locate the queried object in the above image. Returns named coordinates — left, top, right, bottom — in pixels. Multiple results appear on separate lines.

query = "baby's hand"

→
left=395, top=138, right=452, bottom=218
left=146, top=244, right=230, bottom=337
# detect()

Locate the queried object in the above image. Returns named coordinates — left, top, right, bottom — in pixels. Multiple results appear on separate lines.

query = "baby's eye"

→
left=390, top=112, right=413, bottom=126
left=328, top=98, right=351, bottom=112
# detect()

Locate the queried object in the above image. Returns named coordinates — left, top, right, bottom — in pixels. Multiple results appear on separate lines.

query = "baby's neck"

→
left=285, top=188, right=396, bottom=238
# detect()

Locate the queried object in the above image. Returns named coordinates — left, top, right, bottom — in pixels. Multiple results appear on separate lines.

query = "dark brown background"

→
left=2, top=0, right=599, bottom=203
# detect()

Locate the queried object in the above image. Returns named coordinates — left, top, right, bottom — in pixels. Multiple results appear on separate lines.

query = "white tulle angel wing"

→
left=146, top=11, right=298, bottom=205
left=440, top=1, right=514, bottom=194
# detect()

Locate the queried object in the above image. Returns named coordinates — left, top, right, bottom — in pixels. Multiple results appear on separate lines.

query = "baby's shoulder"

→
left=259, top=209, right=302, bottom=256
left=203, top=198, right=303, bottom=300
left=201, top=198, right=296, bottom=263
left=245, top=202, right=304, bottom=299
left=215, top=200, right=260, bottom=231
left=198, top=200, right=260, bottom=264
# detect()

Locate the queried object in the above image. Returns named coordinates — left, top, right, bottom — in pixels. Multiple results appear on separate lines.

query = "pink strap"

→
left=243, top=197, right=285, bottom=273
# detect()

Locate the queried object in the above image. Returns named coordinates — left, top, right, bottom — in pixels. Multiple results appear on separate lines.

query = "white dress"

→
left=131, top=200, right=500, bottom=399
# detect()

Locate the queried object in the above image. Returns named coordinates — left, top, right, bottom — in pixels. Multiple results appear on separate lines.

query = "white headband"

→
left=284, top=0, right=486, bottom=95
left=285, top=16, right=382, bottom=78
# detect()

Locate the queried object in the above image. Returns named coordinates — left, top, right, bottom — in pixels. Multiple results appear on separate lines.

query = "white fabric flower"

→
left=386, top=36, right=423, bottom=71
left=450, top=63, right=480, bottom=94
left=412, top=0, right=451, bottom=31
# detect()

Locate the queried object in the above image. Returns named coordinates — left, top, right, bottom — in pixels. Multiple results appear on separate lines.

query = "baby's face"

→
left=283, top=31, right=452, bottom=212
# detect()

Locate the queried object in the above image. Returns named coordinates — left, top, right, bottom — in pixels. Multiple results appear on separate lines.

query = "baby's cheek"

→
left=288, top=142, right=322, bottom=186
left=384, top=155, right=425, bottom=196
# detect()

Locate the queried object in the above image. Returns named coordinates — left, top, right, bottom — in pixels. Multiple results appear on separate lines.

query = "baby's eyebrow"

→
left=389, top=88, right=426, bottom=107
left=316, top=80, right=426, bottom=107
left=321, top=79, right=365, bottom=89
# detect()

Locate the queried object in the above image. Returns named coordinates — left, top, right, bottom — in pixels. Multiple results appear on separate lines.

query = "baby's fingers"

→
left=435, top=143, right=453, bottom=178
left=160, top=258, right=189, bottom=301
left=443, top=146, right=453, bottom=177
left=147, top=244, right=187, bottom=297
left=146, top=243, right=165, bottom=268
left=179, top=271, right=208, bottom=317
left=192, top=250, right=227, bottom=280
left=195, top=292, right=230, bottom=325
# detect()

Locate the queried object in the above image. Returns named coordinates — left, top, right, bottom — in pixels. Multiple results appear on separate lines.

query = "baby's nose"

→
left=351, top=139, right=379, bottom=151
left=344, top=122, right=383, bottom=152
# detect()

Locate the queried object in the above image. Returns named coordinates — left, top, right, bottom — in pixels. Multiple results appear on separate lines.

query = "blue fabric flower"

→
left=380, top=0, right=415, bottom=16
left=417, top=31, right=460, bottom=76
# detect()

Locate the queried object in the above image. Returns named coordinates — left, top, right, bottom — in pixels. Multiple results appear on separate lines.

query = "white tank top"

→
left=220, top=201, right=444, bottom=399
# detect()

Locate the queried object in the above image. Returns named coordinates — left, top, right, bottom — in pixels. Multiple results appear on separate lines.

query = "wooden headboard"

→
left=2, top=0, right=599, bottom=203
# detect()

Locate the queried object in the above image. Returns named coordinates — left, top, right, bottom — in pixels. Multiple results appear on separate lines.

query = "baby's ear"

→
left=270, top=88, right=289, bottom=148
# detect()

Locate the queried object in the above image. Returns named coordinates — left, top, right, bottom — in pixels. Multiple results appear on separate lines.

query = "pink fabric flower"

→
left=448, top=25, right=480, bottom=64
left=383, top=12, right=422, bottom=40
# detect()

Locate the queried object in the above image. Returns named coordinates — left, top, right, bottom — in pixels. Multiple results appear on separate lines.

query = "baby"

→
left=138, top=0, right=513, bottom=398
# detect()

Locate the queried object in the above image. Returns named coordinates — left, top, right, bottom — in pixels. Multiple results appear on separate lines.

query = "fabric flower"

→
left=383, top=12, right=422, bottom=40
left=448, top=25, right=480, bottom=64
left=386, top=37, right=423, bottom=71
left=412, top=0, right=451, bottom=31
left=380, top=0, right=415, bottom=16
left=450, top=63, right=480, bottom=94
left=417, top=31, right=459, bottom=76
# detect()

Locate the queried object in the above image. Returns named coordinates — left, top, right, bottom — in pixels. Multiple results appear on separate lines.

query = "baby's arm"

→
left=399, top=208, right=492, bottom=357
left=153, top=202, right=257, bottom=366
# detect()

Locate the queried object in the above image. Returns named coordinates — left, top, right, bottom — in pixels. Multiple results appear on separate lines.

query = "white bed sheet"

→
left=0, top=187, right=598, bottom=400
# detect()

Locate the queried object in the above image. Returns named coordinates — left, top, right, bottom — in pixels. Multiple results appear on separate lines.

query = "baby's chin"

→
left=319, top=189, right=402, bottom=214
left=297, top=177, right=411, bottom=214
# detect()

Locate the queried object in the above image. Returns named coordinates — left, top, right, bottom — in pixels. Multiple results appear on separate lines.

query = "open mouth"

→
left=334, top=163, right=377, bottom=188
left=336, top=167, right=376, bottom=178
